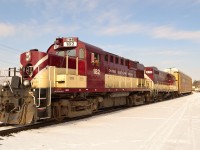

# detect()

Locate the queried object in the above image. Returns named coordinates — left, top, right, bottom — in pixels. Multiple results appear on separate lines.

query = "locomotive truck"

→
left=0, top=37, right=192, bottom=125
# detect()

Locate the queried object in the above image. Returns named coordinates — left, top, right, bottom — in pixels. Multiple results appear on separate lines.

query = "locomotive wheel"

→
left=52, top=105, right=64, bottom=121
left=141, top=95, right=145, bottom=104
left=145, top=94, right=151, bottom=103
left=92, top=100, right=99, bottom=112
left=171, top=93, right=175, bottom=99
left=126, top=97, right=133, bottom=107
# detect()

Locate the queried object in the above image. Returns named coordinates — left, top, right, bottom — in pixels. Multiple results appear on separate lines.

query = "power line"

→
left=0, top=43, right=21, bottom=51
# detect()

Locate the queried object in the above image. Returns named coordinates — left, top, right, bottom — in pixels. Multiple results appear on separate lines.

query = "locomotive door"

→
left=87, top=52, right=104, bottom=90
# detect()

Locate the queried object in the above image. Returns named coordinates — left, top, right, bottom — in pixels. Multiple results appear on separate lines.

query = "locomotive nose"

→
left=20, top=50, right=48, bottom=80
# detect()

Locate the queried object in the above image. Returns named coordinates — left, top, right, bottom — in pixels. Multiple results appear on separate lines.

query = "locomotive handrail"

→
left=29, top=92, right=36, bottom=106
left=7, top=81, right=13, bottom=93
left=66, top=55, right=68, bottom=75
left=36, top=67, right=41, bottom=108
left=76, top=56, right=78, bottom=75
left=47, top=82, right=51, bottom=107
left=47, top=66, right=52, bottom=107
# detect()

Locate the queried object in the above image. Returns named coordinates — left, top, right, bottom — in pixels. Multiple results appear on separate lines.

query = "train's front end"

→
left=0, top=49, right=47, bottom=125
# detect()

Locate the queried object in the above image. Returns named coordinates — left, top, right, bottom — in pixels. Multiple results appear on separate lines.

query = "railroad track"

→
left=0, top=123, right=5, bottom=127
left=0, top=106, right=128, bottom=137
left=0, top=121, right=55, bottom=136
left=0, top=98, right=180, bottom=137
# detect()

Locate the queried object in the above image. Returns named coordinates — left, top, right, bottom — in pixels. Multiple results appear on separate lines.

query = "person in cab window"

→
left=94, top=54, right=99, bottom=66
left=94, top=57, right=99, bottom=66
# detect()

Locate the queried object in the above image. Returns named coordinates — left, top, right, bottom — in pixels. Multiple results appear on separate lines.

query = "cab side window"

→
left=79, top=48, right=85, bottom=59
left=91, top=52, right=100, bottom=66
left=94, top=53, right=100, bottom=63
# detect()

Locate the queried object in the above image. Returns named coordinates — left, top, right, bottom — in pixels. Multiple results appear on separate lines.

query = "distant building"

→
left=0, top=68, right=19, bottom=84
left=193, top=80, right=200, bottom=88
left=193, top=80, right=200, bottom=92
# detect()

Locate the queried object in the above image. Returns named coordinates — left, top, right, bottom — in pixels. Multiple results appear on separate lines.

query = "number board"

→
left=63, top=41, right=77, bottom=47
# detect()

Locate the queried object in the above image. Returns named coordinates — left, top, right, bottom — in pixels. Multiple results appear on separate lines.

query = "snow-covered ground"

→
left=1, top=93, right=200, bottom=150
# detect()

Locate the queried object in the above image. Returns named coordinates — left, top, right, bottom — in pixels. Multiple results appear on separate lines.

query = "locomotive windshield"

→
left=56, top=49, right=76, bottom=57
left=67, top=49, right=76, bottom=57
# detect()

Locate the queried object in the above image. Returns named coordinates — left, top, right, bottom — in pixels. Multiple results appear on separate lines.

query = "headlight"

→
left=2, top=81, right=9, bottom=88
left=23, top=80, right=31, bottom=87
left=25, top=65, right=33, bottom=77
left=26, top=52, right=31, bottom=62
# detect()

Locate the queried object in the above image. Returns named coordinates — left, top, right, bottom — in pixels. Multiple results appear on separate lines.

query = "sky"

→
left=0, top=0, right=199, bottom=80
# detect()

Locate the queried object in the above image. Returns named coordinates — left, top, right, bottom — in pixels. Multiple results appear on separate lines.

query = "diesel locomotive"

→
left=0, top=37, right=192, bottom=125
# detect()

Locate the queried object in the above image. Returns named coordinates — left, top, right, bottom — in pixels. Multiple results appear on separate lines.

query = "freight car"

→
left=0, top=37, right=192, bottom=125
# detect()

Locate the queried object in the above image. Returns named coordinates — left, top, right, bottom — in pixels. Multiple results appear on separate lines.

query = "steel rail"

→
left=0, top=106, right=129, bottom=137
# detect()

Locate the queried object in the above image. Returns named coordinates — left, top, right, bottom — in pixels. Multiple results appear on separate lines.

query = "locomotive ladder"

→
left=35, top=67, right=52, bottom=121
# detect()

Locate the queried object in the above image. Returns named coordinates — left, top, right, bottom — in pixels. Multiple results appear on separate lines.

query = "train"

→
left=0, top=37, right=192, bottom=125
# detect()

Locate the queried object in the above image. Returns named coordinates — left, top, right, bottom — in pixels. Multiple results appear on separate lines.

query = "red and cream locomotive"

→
left=0, top=37, right=192, bottom=125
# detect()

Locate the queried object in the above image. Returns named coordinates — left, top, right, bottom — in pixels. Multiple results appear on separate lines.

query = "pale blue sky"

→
left=0, top=0, right=199, bottom=80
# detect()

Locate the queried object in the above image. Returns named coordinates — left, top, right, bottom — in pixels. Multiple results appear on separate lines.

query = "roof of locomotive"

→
left=145, top=66, right=158, bottom=70
left=83, top=41, right=105, bottom=54
left=46, top=37, right=144, bottom=66
left=145, top=66, right=175, bottom=82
